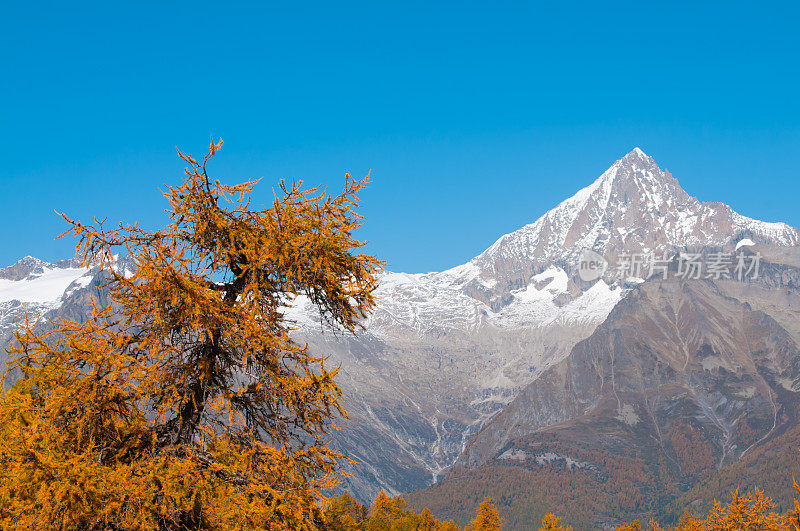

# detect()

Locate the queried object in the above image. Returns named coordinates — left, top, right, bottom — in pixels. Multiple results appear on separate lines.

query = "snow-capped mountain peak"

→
left=628, top=146, right=648, bottom=159
left=472, top=149, right=799, bottom=288
left=620, top=146, right=657, bottom=166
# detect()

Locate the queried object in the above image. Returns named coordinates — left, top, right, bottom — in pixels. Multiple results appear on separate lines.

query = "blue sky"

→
left=2, top=2, right=799, bottom=273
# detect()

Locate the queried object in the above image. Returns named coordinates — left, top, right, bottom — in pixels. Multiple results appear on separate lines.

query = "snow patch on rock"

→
left=616, top=404, right=640, bottom=426
left=0, top=262, right=90, bottom=305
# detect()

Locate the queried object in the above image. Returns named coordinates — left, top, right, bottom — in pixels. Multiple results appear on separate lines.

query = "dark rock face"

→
left=441, top=256, right=800, bottom=527
left=0, top=256, right=85, bottom=282
left=0, top=256, right=49, bottom=281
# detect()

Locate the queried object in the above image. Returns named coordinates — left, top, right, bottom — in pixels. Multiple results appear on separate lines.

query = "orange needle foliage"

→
left=466, top=497, right=503, bottom=531
left=538, top=513, right=572, bottom=531
left=0, top=138, right=382, bottom=530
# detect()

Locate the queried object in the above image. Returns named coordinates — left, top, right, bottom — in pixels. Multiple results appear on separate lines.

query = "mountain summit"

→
left=472, top=148, right=799, bottom=292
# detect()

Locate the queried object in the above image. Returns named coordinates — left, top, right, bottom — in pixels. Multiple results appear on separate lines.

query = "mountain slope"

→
left=459, top=264, right=800, bottom=469
left=657, top=421, right=800, bottom=523
left=406, top=264, right=800, bottom=529
left=408, top=250, right=800, bottom=529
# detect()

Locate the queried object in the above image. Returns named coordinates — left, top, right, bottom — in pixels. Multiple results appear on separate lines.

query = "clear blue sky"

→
left=2, top=2, right=799, bottom=273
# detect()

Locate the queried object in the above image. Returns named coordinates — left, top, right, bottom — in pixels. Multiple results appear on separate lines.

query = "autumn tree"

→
left=323, top=492, right=368, bottom=529
left=539, top=513, right=572, bottom=530
left=673, top=511, right=703, bottom=531
left=0, top=139, right=382, bottom=529
left=615, top=521, right=662, bottom=531
left=466, top=497, right=502, bottom=531
left=407, top=507, right=436, bottom=530
left=371, top=490, right=411, bottom=520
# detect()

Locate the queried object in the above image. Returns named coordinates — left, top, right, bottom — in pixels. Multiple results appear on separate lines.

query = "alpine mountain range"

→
left=3, top=148, right=800, bottom=526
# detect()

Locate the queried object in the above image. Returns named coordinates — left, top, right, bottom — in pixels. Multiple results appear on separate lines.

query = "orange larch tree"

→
left=466, top=497, right=503, bottom=531
left=539, top=513, right=572, bottom=531
left=0, top=138, right=382, bottom=529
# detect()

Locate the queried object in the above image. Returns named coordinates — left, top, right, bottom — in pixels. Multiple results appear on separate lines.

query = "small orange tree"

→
left=539, top=513, right=572, bottom=531
left=0, top=139, right=382, bottom=529
left=466, top=497, right=503, bottom=530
